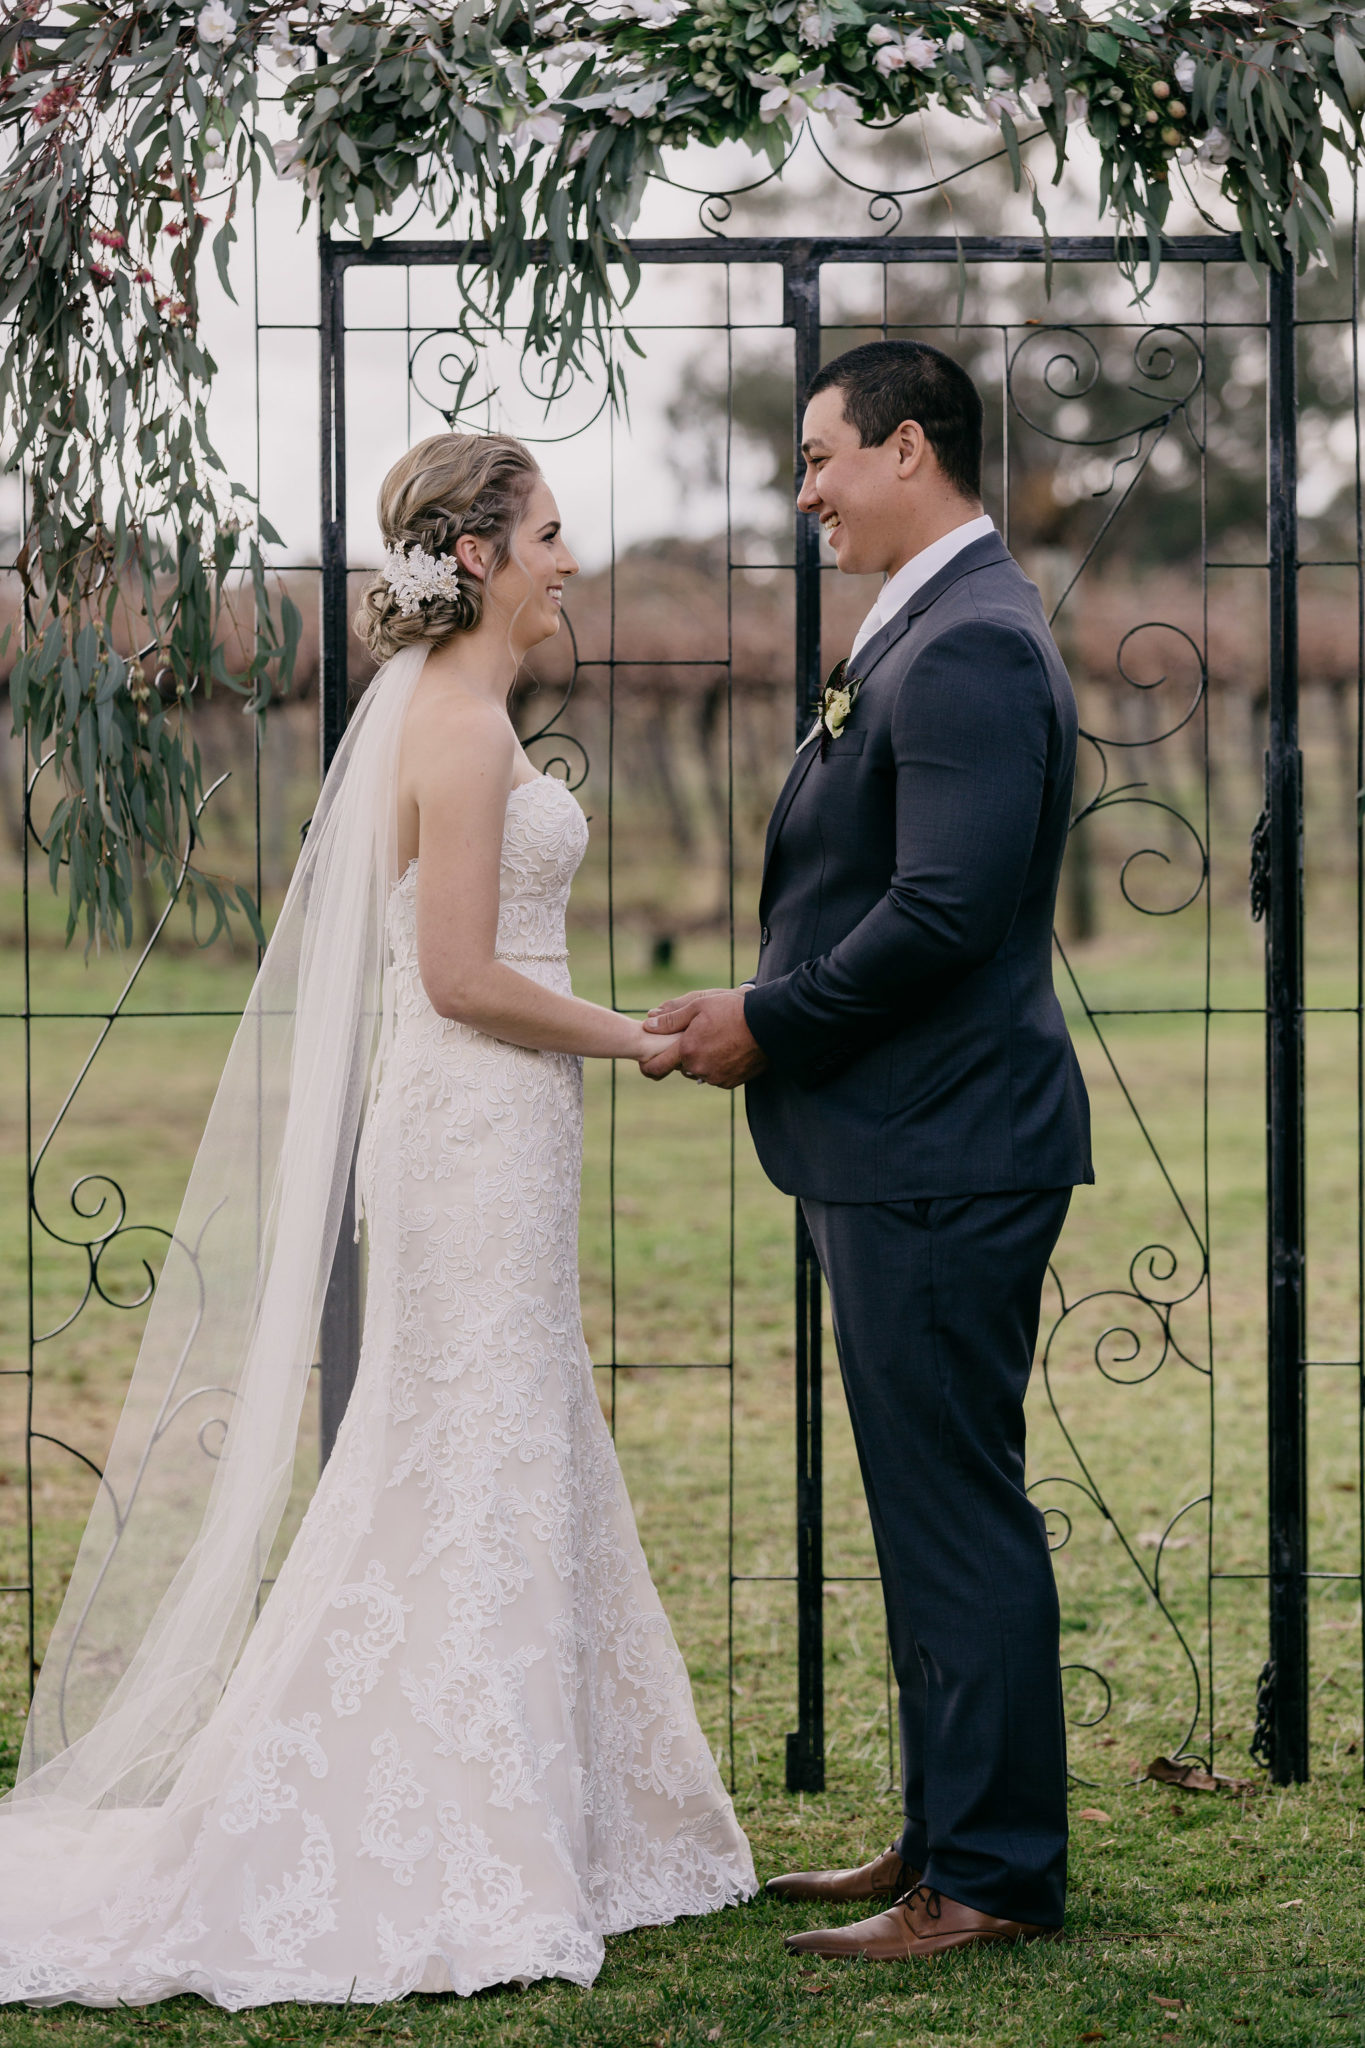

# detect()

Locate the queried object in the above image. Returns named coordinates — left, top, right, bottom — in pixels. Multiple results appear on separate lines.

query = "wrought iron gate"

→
left=13, top=216, right=1360, bottom=1800
left=311, top=225, right=1353, bottom=1793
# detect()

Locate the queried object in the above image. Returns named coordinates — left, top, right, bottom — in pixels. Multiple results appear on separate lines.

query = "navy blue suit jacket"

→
left=743, top=531, right=1093, bottom=1202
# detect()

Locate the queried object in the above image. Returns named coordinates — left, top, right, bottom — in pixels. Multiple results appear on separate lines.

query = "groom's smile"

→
left=797, top=380, right=984, bottom=583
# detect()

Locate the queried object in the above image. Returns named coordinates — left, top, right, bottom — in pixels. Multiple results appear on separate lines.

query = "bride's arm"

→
left=410, top=695, right=664, bottom=1061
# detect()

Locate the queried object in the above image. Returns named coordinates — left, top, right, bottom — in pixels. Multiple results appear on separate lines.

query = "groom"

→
left=641, top=339, right=1092, bottom=1958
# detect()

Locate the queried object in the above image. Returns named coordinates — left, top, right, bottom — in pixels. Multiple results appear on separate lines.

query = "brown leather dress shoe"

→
left=784, top=1883, right=1061, bottom=1959
left=765, top=1845, right=916, bottom=1904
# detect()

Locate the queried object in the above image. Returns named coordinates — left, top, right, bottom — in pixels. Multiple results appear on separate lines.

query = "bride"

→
left=0, top=431, right=755, bottom=2007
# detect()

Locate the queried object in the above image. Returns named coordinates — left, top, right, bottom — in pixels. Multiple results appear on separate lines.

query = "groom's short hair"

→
left=807, top=341, right=983, bottom=500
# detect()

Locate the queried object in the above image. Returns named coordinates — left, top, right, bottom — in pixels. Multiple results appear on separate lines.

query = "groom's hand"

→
left=640, top=987, right=767, bottom=1088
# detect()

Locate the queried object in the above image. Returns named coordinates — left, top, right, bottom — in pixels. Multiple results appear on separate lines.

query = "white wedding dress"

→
left=0, top=769, right=754, bottom=2009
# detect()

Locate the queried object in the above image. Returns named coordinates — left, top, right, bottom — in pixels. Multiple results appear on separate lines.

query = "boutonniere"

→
left=819, top=660, right=862, bottom=760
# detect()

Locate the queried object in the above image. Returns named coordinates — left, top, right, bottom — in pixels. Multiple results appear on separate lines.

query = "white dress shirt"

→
left=795, top=513, right=997, bottom=753
left=848, top=513, right=997, bottom=661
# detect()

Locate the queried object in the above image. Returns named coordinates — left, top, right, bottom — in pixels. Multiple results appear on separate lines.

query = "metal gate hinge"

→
left=1249, top=1658, right=1275, bottom=1769
left=1249, top=807, right=1269, bottom=923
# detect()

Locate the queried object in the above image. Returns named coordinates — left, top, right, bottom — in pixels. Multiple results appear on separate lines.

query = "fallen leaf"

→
left=1276, top=1898, right=1304, bottom=1907
left=707, top=2030, right=722, bottom=2042
left=1151, top=1994, right=1187, bottom=2011
left=1078, top=1807, right=1112, bottom=1823
left=801, top=1982, right=831, bottom=1994
left=1161, top=2036, right=1182, bottom=2045
left=1232, top=2021, right=1250, bottom=2028
left=1139, top=1755, right=1255, bottom=1795
left=1079, top=2033, right=1107, bottom=2043
left=1138, top=1529, right=1193, bottom=1549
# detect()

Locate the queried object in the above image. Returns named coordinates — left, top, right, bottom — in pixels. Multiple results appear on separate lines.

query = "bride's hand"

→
left=630, top=1023, right=684, bottom=1075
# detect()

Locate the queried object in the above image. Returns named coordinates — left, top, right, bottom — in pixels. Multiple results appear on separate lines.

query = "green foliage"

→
left=0, top=1, right=295, bottom=949
left=2, top=0, right=1363, bottom=946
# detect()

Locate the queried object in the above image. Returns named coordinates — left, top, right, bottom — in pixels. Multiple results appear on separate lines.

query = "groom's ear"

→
left=891, top=419, right=929, bottom=479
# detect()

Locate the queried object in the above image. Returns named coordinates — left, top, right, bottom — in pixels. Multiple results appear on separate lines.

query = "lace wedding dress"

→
left=0, top=770, right=754, bottom=2009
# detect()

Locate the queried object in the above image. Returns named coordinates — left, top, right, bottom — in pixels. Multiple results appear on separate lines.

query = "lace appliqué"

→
left=325, top=1561, right=411, bottom=1717
left=357, top=1731, right=434, bottom=1886
left=219, top=1716, right=329, bottom=1835
left=240, top=1811, right=339, bottom=1967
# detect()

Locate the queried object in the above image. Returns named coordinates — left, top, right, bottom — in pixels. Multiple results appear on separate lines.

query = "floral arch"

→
left=0, top=0, right=1358, bottom=943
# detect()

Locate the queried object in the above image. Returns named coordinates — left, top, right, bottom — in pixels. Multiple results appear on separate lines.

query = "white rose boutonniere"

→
left=818, top=660, right=862, bottom=758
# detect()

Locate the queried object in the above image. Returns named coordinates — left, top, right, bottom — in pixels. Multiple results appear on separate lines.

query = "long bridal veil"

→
left=8, top=644, right=426, bottom=1832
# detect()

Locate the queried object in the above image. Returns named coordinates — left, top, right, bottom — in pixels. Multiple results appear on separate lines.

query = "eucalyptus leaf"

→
left=1334, top=27, right=1365, bottom=112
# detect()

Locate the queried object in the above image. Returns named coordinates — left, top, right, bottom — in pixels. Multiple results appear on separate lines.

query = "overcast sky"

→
left=3, top=101, right=1353, bottom=581
left=199, top=104, right=1308, bottom=579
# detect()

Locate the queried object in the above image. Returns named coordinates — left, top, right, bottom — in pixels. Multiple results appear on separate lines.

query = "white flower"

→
left=946, top=29, right=966, bottom=52
left=813, top=81, right=860, bottom=118
left=267, top=23, right=300, bottom=67
left=982, top=87, right=1022, bottom=124
left=986, top=63, right=1013, bottom=87
left=381, top=541, right=463, bottom=619
left=797, top=2, right=833, bottom=46
left=1064, top=86, right=1088, bottom=124
left=822, top=684, right=853, bottom=736
left=612, top=73, right=668, bottom=115
left=196, top=1, right=235, bottom=44
left=871, top=29, right=937, bottom=76
left=272, top=136, right=319, bottom=197
left=555, top=40, right=601, bottom=65
left=1196, top=124, right=1231, bottom=165
left=1174, top=52, right=1197, bottom=93
left=203, top=143, right=226, bottom=168
left=759, top=79, right=807, bottom=125
left=1029, top=76, right=1054, bottom=109
left=1025, top=0, right=1056, bottom=14
left=315, top=23, right=337, bottom=53
left=511, top=108, right=566, bottom=148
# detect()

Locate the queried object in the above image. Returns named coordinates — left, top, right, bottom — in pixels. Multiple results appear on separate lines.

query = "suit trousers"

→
left=800, top=1187, right=1072, bottom=1928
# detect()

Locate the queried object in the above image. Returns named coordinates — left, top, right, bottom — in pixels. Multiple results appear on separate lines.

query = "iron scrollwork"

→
left=23, top=751, right=235, bottom=1731
left=1014, top=314, right=1219, bottom=1770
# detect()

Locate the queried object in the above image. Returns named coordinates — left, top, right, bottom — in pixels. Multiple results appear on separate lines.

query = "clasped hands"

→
left=638, top=985, right=767, bottom=1089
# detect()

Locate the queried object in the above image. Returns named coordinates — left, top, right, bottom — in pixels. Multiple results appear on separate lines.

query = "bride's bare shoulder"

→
left=403, top=682, right=516, bottom=795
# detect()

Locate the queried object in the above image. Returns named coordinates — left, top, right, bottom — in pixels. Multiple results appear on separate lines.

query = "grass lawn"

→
left=0, top=810, right=1360, bottom=2043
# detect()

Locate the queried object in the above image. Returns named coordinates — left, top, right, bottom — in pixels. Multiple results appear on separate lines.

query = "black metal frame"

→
left=6, top=218, right=1336, bottom=1794
left=1262, top=263, right=1308, bottom=1784
left=312, top=226, right=1322, bottom=1792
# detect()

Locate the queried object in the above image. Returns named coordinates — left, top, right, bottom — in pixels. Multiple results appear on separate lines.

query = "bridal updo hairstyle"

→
left=355, top=431, right=541, bottom=660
